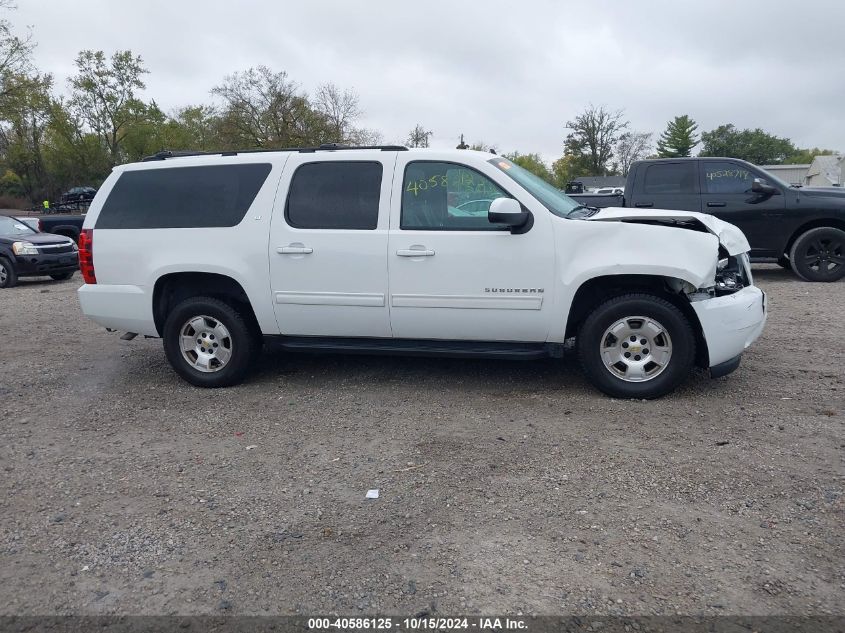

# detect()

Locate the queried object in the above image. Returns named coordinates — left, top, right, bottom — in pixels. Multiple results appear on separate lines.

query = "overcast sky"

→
left=12, top=0, right=845, bottom=161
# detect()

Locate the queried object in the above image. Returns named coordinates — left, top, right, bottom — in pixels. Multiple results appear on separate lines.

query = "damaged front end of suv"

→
left=577, top=207, right=767, bottom=378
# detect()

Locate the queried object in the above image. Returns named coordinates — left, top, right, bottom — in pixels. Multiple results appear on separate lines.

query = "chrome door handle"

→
left=397, top=249, right=435, bottom=257
left=277, top=245, right=313, bottom=254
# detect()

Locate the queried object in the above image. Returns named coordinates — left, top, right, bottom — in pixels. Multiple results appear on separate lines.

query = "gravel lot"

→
left=0, top=266, right=842, bottom=617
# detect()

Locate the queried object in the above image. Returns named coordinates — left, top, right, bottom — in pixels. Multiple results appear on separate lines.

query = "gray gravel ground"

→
left=0, top=266, right=842, bottom=617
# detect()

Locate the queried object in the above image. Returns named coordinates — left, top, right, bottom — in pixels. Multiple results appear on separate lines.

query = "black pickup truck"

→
left=569, top=157, right=845, bottom=282
left=31, top=214, right=86, bottom=242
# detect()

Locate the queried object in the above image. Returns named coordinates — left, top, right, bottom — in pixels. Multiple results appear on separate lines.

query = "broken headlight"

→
left=714, top=253, right=749, bottom=295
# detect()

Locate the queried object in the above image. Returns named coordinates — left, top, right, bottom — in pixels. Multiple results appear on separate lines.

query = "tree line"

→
left=0, top=4, right=839, bottom=205
left=0, top=4, right=381, bottom=205
left=497, top=106, right=839, bottom=187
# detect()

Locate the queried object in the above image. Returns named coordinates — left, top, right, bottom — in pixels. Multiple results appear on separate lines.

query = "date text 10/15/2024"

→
left=307, top=617, right=528, bottom=631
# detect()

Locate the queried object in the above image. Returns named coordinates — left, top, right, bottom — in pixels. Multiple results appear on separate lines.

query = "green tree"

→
left=68, top=49, right=150, bottom=165
left=43, top=99, right=112, bottom=193
left=564, top=104, right=628, bottom=175
left=656, top=115, right=698, bottom=157
left=0, top=71, right=52, bottom=199
left=782, top=147, right=838, bottom=165
left=504, top=151, right=553, bottom=183
left=551, top=153, right=592, bottom=187
left=699, top=124, right=797, bottom=164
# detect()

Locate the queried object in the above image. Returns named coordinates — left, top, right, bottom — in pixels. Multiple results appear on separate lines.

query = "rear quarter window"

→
left=95, top=163, right=272, bottom=229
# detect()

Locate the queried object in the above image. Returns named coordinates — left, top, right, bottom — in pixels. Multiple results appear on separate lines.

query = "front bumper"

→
left=14, top=252, right=79, bottom=277
left=691, top=285, right=766, bottom=371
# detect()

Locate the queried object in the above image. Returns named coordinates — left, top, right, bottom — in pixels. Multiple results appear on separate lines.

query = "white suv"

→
left=77, top=145, right=766, bottom=398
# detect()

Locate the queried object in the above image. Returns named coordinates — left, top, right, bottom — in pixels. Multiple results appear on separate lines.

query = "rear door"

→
left=698, top=160, right=786, bottom=257
left=628, top=161, right=701, bottom=212
left=268, top=153, right=396, bottom=337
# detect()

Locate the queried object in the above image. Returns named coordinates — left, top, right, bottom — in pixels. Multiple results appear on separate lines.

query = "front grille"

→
left=37, top=243, right=75, bottom=254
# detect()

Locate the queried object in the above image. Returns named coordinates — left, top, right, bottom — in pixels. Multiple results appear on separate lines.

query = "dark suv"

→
left=0, top=215, right=79, bottom=288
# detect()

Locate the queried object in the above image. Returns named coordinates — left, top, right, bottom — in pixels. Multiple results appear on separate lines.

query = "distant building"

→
left=761, top=164, right=810, bottom=186
left=804, top=155, right=843, bottom=187
left=575, top=176, right=627, bottom=191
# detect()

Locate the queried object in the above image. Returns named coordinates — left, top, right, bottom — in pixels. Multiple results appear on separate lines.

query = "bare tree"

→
left=564, top=104, right=628, bottom=175
left=614, top=131, right=653, bottom=176
left=314, top=82, right=360, bottom=143
left=406, top=124, right=432, bottom=148
left=0, top=0, right=35, bottom=100
left=212, top=66, right=316, bottom=148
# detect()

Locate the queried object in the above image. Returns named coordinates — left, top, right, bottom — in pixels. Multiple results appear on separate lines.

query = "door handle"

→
left=706, top=202, right=726, bottom=208
left=397, top=249, right=435, bottom=257
left=277, top=245, right=313, bottom=254
left=634, top=202, right=653, bottom=208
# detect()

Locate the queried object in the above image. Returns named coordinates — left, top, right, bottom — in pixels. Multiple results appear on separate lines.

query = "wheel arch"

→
left=48, top=225, right=81, bottom=242
left=783, top=218, right=845, bottom=257
left=152, top=272, right=260, bottom=337
left=565, top=274, right=709, bottom=367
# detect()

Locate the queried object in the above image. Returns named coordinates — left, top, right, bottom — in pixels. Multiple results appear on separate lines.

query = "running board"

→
left=269, top=336, right=556, bottom=360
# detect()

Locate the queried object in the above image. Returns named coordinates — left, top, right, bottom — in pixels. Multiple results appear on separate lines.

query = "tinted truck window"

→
left=286, top=162, right=382, bottom=230
left=96, top=164, right=272, bottom=229
left=643, top=163, right=697, bottom=194
left=703, top=161, right=754, bottom=194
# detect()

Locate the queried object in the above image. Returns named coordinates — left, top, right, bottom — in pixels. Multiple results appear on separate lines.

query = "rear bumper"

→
left=691, top=285, right=766, bottom=370
left=78, top=283, right=158, bottom=336
left=14, top=252, right=79, bottom=277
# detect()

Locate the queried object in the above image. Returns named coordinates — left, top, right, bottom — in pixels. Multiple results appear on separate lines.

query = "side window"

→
left=401, top=161, right=509, bottom=230
left=286, top=161, right=382, bottom=230
left=96, top=163, right=272, bottom=229
left=703, top=162, right=754, bottom=194
left=643, top=162, right=697, bottom=195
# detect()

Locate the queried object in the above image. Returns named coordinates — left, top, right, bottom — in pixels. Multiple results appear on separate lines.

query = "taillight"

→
left=78, top=228, right=96, bottom=284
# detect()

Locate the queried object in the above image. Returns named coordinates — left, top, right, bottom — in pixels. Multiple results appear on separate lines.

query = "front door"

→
left=387, top=158, right=555, bottom=342
left=269, top=153, right=396, bottom=337
left=698, top=160, right=786, bottom=257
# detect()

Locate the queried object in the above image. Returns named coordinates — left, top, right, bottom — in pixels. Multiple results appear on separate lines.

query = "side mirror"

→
left=488, top=197, right=529, bottom=229
left=751, top=178, right=777, bottom=195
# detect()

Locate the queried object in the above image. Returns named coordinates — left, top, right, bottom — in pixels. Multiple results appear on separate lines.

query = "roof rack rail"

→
left=142, top=144, right=408, bottom=162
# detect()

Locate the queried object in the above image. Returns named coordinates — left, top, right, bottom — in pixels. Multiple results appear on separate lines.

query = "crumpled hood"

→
left=589, top=207, right=751, bottom=256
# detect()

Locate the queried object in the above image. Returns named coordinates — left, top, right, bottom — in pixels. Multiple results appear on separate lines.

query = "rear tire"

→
left=50, top=272, right=74, bottom=281
left=789, top=227, right=845, bottom=282
left=0, top=257, right=17, bottom=288
left=162, top=296, right=260, bottom=388
left=577, top=293, right=696, bottom=399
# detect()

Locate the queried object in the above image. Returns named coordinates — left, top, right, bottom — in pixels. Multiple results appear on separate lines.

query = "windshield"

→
left=0, top=215, right=36, bottom=236
left=489, top=157, right=581, bottom=218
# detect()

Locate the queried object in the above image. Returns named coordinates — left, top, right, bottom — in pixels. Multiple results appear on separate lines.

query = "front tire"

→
left=577, top=293, right=696, bottom=399
left=789, top=227, right=845, bottom=282
left=162, top=296, right=260, bottom=388
left=0, top=257, right=17, bottom=288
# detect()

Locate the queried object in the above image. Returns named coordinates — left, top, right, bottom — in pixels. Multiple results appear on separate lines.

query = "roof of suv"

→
left=141, top=143, right=409, bottom=162
left=140, top=144, right=505, bottom=162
